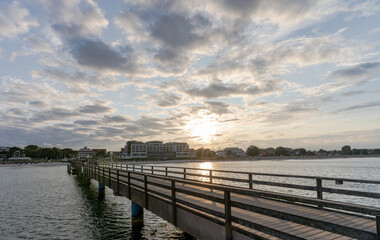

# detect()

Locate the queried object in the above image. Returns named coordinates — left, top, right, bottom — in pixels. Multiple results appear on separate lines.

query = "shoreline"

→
left=114, top=155, right=380, bottom=165
left=0, top=161, right=68, bottom=167
left=1, top=155, right=379, bottom=167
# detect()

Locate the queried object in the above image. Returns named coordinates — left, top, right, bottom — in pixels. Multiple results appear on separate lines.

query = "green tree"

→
left=6, top=147, right=21, bottom=158
left=318, top=149, right=326, bottom=154
left=341, top=145, right=351, bottom=155
left=195, top=148, right=204, bottom=158
left=206, top=151, right=215, bottom=158
left=226, top=150, right=234, bottom=157
left=292, top=148, right=307, bottom=156
left=96, top=149, right=107, bottom=158
left=24, top=145, right=40, bottom=158
left=62, top=148, right=76, bottom=158
left=306, top=150, right=315, bottom=156
left=351, top=148, right=361, bottom=155
left=246, top=145, right=260, bottom=157
left=275, top=146, right=291, bottom=156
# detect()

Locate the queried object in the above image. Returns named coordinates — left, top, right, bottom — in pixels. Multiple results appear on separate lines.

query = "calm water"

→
left=0, top=164, right=190, bottom=240
left=1, top=158, right=379, bottom=239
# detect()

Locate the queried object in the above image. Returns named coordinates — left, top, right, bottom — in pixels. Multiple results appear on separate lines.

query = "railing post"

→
left=144, top=175, right=148, bottom=209
left=249, top=173, right=253, bottom=189
left=141, top=165, right=143, bottom=172
left=224, top=190, right=232, bottom=240
left=184, top=168, right=187, bottom=179
left=117, top=170, right=120, bottom=195
left=171, top=180, right=177, bottom=226
left=109, top=168, right=111, bottom=186
left=316, top=178, right=323, bottom=208
left=151, top=166, right=153, bottom=174
left=210, top=170, right=213, bottom=183
left=128, top=172, right=131, bottom=199
left=165, top=167, right=168, bottom=176
left=103, top=167, right=105, bottom=184
left=133, top=165, right=135, bottom=171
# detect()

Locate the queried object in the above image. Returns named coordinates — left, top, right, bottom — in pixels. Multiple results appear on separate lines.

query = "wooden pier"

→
left=71, top=162, right=380, bottom=240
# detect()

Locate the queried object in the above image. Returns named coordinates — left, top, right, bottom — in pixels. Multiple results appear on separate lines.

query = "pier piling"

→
left=132, top=202, right=144, bottom=226
left=99, top=182, right=105, bottom=199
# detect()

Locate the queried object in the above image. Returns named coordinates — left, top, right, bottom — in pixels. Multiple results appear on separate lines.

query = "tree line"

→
left=3, top=145, right=77, bottom=159
left=246, top=145, right=380, bottom=157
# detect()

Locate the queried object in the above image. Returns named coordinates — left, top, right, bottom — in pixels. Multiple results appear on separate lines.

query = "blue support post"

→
left=132, top=202, right=144, bottom=226
left=99, top=182, right=105, bottom=199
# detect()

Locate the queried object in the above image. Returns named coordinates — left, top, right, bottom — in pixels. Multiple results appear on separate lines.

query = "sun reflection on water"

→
left=199, top=162, right=213, bottom=182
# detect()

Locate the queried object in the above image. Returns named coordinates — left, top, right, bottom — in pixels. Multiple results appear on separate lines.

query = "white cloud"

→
left=0, top=2, right=38, bottom=38
left=44, top=0, right=108, bottom=39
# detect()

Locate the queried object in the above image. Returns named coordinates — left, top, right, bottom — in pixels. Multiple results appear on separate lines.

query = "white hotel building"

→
left=123, top=140, right=190, bottom=158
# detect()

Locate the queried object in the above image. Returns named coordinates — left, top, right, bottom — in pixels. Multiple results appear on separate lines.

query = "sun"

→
left=186, top=115, right=219, bottom=143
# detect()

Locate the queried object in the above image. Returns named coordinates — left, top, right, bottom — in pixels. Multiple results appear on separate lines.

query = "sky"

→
left=0, top=0, right=380, bottom=151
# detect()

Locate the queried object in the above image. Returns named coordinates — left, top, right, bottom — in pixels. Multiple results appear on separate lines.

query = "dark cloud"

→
left=74, top=120, right=98, bottom=125
left=204, top=101, right=232, bottom=115
left=0, top=125, right=88, bottom=148
left=148, top=92, right=182, bottom=107
left=184, top=80, right=280, bottom=99
left=103, top=115, right=129, bottom=123
left=70, top=38, right=136, bottom=73
left=154, top=48, right=190, bottom=74
left=30, top=108, right=77, bottom=122
left=336, top=101, right=380, bottom=113
left=28, top=101, right=47, bottom=108
left=151, top=14, right=208, bottom=50
left=79, top=102, right=112, bottom=114
left=328, top=62, right=380, bottom=81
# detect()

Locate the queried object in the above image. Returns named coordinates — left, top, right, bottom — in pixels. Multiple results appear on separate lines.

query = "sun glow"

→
left=186, top=115, right=220, bottom=143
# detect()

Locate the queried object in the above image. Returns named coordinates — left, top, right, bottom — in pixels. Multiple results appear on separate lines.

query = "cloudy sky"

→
left=1, top=0, right=380, bottom=151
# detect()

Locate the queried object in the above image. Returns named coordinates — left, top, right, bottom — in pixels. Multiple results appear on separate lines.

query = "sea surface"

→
left=0, top=164, right=190, bottom=240
left=1, top=158, right=379, bottom=239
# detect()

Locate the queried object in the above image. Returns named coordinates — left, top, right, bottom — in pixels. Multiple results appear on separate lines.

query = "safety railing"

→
left=74, top=162, right=380, bottom=240
left=102, top=163, right=380, bottom=205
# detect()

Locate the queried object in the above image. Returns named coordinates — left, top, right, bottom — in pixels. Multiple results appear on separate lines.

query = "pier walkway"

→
left=70, top=162, right=380, bottom=240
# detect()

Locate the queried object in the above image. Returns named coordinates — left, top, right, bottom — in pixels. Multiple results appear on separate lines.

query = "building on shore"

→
left=122, top=140, right=190, bottom=158
left=189, top=148, right=196, bottom=158
left=78, top=146, right=94, bottom=160
left=216, top=150, right=226, bottom=157
left=122, top=141, right=147, bottom=158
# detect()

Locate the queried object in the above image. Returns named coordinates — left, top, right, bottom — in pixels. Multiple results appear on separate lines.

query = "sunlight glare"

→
left=186, top=115, right=219, bottom=143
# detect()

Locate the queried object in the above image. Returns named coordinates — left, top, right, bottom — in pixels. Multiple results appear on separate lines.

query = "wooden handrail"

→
left=76, top=162, right=380, bottom=239
left=99, top=162, right=380, bottom=203
left=86, top=162, right=380, bottom=216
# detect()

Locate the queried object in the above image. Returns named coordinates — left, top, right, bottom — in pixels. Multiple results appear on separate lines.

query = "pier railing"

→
left=103, top=163, right=380, bottom=206
left=79, top=162, right=380, bottom=239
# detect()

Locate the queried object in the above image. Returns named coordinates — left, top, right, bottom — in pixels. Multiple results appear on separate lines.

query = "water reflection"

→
left=74, top=175, right=194, bottom=240
left=199, top=162, right=213, bottom=182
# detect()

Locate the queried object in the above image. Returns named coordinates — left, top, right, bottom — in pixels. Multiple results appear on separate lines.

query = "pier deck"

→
left=71, top=162, right=380, bottom=240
